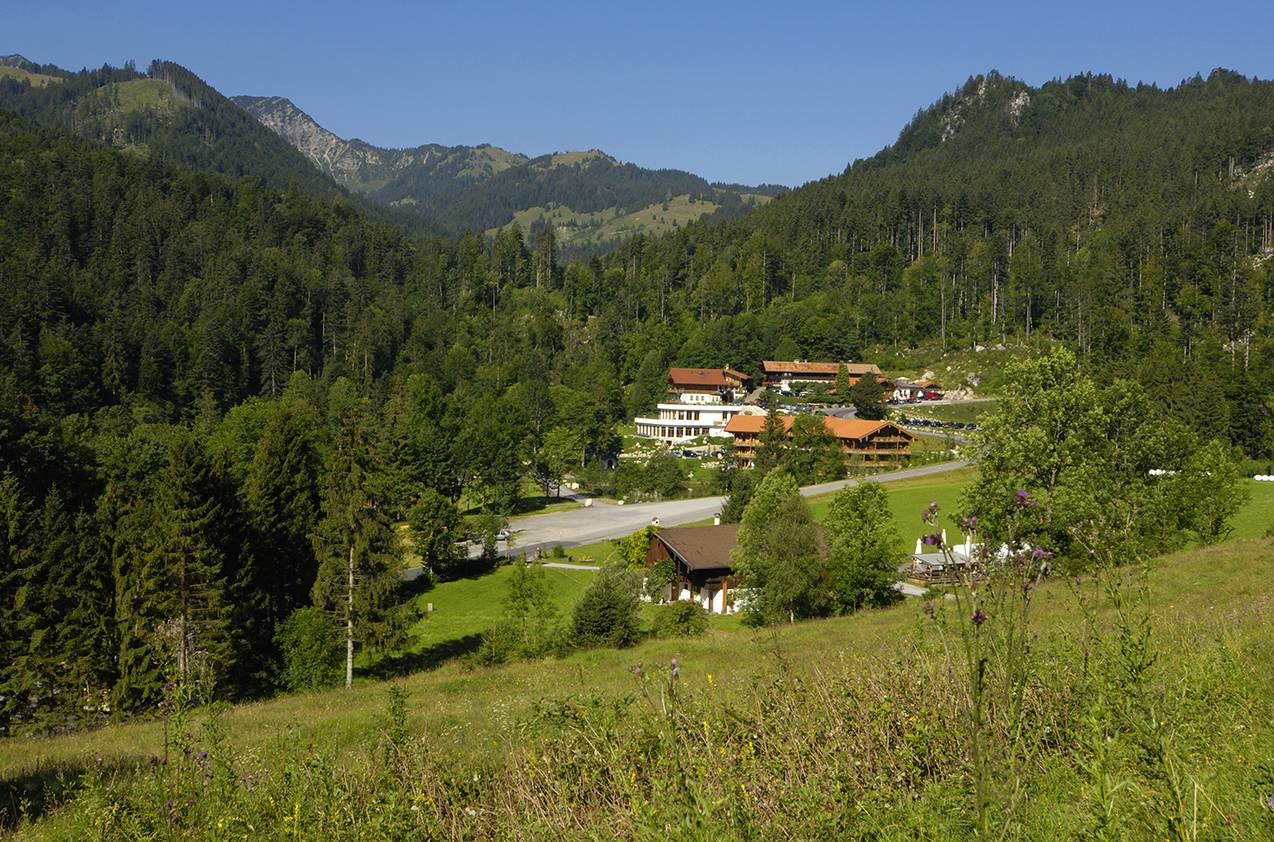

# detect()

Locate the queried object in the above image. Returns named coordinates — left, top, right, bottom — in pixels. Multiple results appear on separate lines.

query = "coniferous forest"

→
left=1, top=61, right=1274, bottom=739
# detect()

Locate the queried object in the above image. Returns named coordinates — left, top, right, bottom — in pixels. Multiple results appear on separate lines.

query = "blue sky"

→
left=8, top=1, right=1274, bottom=186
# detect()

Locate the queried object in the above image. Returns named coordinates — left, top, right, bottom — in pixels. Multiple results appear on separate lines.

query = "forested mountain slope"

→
left=594, top=69, right=1274, bottom=455
left=0, top=60, right=340, bottom=197
left=1, top=67, right=1273, bottom=735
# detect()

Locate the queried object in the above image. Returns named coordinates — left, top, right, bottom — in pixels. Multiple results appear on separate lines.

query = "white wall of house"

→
left=634, top=399, right=748, bottom=443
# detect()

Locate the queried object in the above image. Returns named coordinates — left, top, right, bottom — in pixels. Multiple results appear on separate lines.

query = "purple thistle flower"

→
left=959, top=515, right=977, bottom=531
left=670, top=658, right=680, bottom=679
left=1014, top=489, right=1037, bottom=509
left=972, top=607, right=987, bottom=626
left=1032, top=546, right=1053, bottom=561
left=922, top=533, right=943, bottom=547
left=922, top=501, right=940, bottom=523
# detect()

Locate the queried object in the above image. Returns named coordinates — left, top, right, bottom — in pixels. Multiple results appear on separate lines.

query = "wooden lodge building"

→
left=724, top=414, right=917, bottom=469
left=644, top=524, right=741, bottom=614
left=666, top=367, right=751, bottom=399
left=633, top=367, right=755, bottom=444
left=762, top=360, right=887, bottom=393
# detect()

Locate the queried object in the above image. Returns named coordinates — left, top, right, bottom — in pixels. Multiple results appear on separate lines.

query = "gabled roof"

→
left=763, top=360, right=881, bottom=376
left=724, top=414, right=917, bottom=442
left=666, top=367, right=749, bottom=387
left=655, top=524, right=741, bottom=571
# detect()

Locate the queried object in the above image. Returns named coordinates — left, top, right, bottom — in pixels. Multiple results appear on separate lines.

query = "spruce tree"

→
left=312, top=407, right=410, bottom=688
left=2, top=492, right=116, bottom=733
left=754, top=398, right=788, bottom=472
left=115, top=433, right=238, bottom=703
left=244, top=401, right=321, bottom=625
left=850, top=373, right=887, bottom=420
left=0, top=472, right=37, bottom=735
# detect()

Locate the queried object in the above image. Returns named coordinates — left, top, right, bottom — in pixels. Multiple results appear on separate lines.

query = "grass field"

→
left=896, top=399, right=998, bottom=424
left=488, top=193, right=740, bottom=251
left=0, top=66, right=62, bottom=88
left=1231, top=477, right=1274, bottom=539
left=85, top=79, right=188, bottom=116
left=387, top=563, right=597, bottom=668
left=6, top=534, right=1272, bottom=837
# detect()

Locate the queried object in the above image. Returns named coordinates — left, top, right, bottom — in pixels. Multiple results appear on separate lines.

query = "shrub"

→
left=274, top=607, right=341, bottom=692
left=647, top=557, right=675, bottom=599
left=572, top=568, right=642, bottom=648
left=651, top=601, right=709, bottom=638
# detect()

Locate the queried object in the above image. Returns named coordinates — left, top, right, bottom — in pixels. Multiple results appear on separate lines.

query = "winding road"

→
left=492, top=459, right=971, bottom=561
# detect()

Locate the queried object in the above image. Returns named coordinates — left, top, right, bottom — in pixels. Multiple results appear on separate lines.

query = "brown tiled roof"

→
left=666, top=367, right=749, bottom=387
left=724, top=414, right=917, bottom=442
left=763, top=360, right=882, bottom=376
left=655, top=524, right=741, bottom=571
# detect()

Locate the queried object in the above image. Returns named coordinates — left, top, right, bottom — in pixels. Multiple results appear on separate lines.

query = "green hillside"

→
left=0, top=66, right=61, bottom=88
left=0, top=60, right=338, bottom=196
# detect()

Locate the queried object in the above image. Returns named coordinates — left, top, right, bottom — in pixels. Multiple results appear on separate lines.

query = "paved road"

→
left=490, top=459, right=971, bottom=561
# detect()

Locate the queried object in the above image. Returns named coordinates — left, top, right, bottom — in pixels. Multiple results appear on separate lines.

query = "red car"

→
left=921, top=388, right=943, bottom=400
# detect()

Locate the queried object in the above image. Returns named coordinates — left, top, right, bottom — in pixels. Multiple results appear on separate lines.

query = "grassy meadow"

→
left=5, top=534, right=1272, bottom=837
left=4, top=469, right=1274, bottom=837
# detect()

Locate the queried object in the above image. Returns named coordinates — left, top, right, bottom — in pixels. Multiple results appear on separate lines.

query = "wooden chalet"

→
left=644, top=524, right=741, bottom=614
left=762, top=360, right=886, bottom=392
left=666, top=367, right=750, bottom=397
left=724, top=414, right=917, bottom=469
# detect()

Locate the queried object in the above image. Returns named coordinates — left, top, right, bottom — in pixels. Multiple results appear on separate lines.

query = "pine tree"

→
left=850, top=373, right=887, bottom=420
left=0, top=472, right=37, bottom=735
left=754, top=397, right=788, bottom=472
left=139, top=436, right=236, bottom=696
left=244, top=402, right=321, bottom=626
left=110, top=430, right=238, bottom=708
left=312, top=407, right=410, bottom=688
left=2, top=492, right=116, bottom=733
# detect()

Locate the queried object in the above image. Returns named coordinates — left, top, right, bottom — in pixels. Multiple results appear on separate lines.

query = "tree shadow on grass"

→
left=361, top=633, right=485, bottom=681
left=2, top=756, right=141, bottom=830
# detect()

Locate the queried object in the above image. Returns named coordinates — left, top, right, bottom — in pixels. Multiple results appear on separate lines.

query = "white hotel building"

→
left=634, top=391, right=756, bottom=444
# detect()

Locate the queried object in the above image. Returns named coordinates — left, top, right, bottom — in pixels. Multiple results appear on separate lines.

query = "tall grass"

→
left=11, top=543, right=1274, bottom=839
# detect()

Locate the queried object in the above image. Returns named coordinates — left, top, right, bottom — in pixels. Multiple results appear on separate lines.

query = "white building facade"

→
left=633, top=393, right=753, bottom=443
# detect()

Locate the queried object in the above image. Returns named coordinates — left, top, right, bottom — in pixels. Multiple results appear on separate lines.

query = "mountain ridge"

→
left=233, top=92, right=784, bottom=248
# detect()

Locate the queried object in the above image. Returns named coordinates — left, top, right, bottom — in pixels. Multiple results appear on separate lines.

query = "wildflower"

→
left=922, top=501, right=940, bottom=523
left=922, top=601, right=934, bottom=617
left=670, top=658, right=680, bottom=679
left=959, top=515, right=977, bottom=531
left=1265, top=792, right=1274, bottom=812
left=1014, top=489, right=1037, bottom=509
left=1031, top=546, right=1053, bottom=560
left=199, top=750, right=207, bottom=760
left=922, top=533, right=942, bottom=547
left=972, top=607, right=987, bottom=626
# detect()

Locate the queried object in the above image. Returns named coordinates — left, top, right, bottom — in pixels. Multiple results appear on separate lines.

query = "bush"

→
left=572, top=568, right=642, bottom=648
left=651, top=601, right=709, bottom=638
left=274, top=607, right=341, bottom=692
